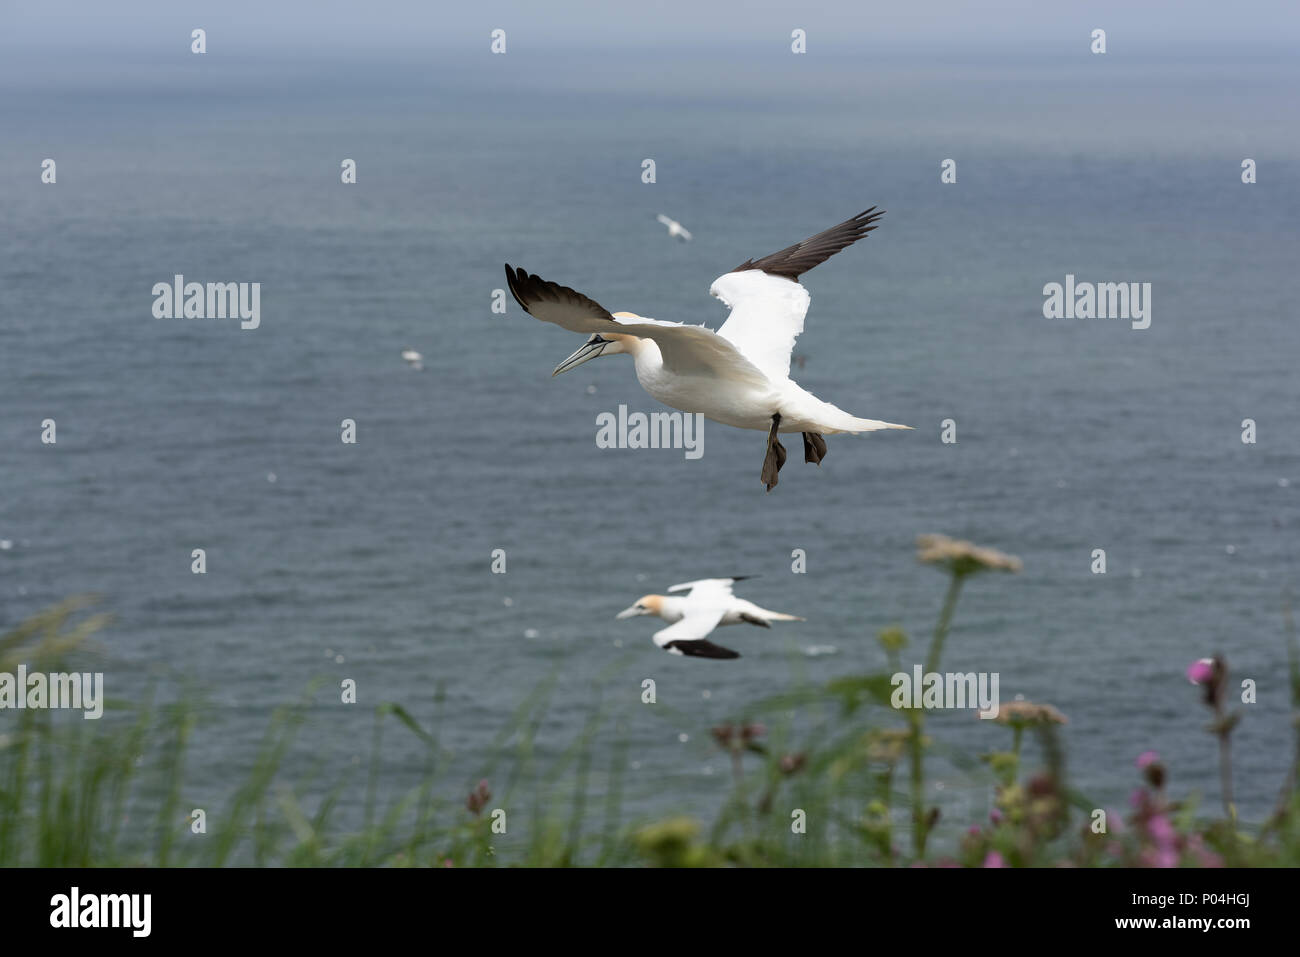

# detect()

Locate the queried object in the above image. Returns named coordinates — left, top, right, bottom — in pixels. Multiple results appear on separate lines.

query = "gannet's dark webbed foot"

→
left=761, top=413, right=787, bottom=492
left=802, top=432, right=827, bottom=465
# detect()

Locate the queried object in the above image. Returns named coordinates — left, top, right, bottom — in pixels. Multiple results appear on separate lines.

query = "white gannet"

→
left=616, top=577, right=803, bottom=659
left=505, top=208, right=910, bottom=491
left=656, top=213, right=693, bottom=241
left=401, top=347, right=424, bottom=370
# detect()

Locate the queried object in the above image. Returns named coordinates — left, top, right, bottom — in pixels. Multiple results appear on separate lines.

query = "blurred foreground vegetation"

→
left=3, top=537, right=1300, bottom=867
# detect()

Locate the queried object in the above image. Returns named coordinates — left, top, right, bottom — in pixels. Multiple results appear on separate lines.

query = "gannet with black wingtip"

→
left=616, top=577, right=804, bottom=659
left=505, top=208, right=910, bottom=491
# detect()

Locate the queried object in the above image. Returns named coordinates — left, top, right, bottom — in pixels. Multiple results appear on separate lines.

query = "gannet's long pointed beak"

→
left=553, top=334, right=610, bottom=377
left=615, top=604, right=641, bottom=619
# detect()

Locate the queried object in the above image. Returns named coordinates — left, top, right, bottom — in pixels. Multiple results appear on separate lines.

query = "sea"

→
left=1, top=37, right=1297, bottom=852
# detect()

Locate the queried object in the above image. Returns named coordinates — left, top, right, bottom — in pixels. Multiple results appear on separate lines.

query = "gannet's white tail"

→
left=757, top=609, right=805, bottom=622
left=784, top=387, right=912, bottom=435
left=836, top=414, right=913, bottom=434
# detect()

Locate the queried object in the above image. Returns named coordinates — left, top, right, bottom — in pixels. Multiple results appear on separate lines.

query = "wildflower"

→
left=1026, top=772, right=1058, bottom=799
left=983, top=850, right=1006, bottom=868
left=1186, top=655, right=1236, bottom=815
left=466, top=779, right=491, bottom=816
left=865, top=727, right=915, bottom=764
left=1130, top=787, right=1183, bottom=868
left=991, top=700, right=1068, bottom=727
left=917, top=534, right=1023, bottom=576
left=1186, top=834, right=1223, bottom=868
left=778, top=752, right=806, bottom=775
left=1187, top=655, right=1229, bottom=711
left=1136, top=750, right=1165, bottom=790
left=1186, top=658, right=1214, bottom=685
left=710, top=722, right=765, bottom=749
left=877, top=626, right=908, bottom=652
left=635, top=817, right=714, bottom=868
left=1147, top=814, right=1176, bottom=846
left=637, top=816, right=699, bottom=849
left=1140, top=845, right=1179, bottom=869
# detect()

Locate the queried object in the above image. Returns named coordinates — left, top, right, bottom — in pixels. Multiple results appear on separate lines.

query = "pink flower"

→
left=1140, top=846, right=1179, bottom=868
left=1136, top=750, right=1160, bottom=769
left=1187, top=835, right=1223, bottom=868
left=1147, top=814, right=1176, bottom=846
left=1186, top=658, right=1214, bottom=685
left=983, top=851, right=1005, bottom=868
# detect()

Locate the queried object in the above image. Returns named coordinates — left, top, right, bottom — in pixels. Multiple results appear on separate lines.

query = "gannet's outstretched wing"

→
left=728, top=207, right=885, bottom=280
left=667, top=577, right=750, bottom=598
left=711, top=208, right=884, bottom=382
left=505, top=264, right=771, bottom=389
left=651, top=608, right=737, bottom=659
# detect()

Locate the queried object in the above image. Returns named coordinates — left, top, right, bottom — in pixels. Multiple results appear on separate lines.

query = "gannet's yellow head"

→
left=615, top=594, right=664, bottom=620
left=552, top=327, right=637, bottom=377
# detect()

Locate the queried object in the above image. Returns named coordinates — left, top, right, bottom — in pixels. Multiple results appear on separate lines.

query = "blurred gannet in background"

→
left=616, top=577, right=803, bottom=659
left=505, top=208, right=910, bottom=491
left=401, top=347, right=423, bottom=370
left=656, top=213, right=693, bottom=241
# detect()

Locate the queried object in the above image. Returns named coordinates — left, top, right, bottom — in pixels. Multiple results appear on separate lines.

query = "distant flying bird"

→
left=656, top=213, right=693, bottom=241
left=616, top=577, right=803, bottom=659
left=401, top=347, right=423, bottom=370
left=505, top=208, right=910, bottom=492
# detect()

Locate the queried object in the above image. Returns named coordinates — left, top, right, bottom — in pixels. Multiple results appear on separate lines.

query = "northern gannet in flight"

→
left=505, top=208, right=910, bottom=491
left=401, top=347, right=424, bottom=370
left=656, top=213, right=692, bottom=241
left=616, top=577, right=803, bottom=659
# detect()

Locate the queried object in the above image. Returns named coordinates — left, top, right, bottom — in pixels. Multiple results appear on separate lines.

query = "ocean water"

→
left=1, top=43, right=1298, bottom=849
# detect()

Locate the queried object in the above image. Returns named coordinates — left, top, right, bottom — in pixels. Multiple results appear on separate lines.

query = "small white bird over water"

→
left=505, top=208, right=910, bottom=491
left=656, top=213, right=693, bottom=241
left=401, top=347, right=423, bottom=370
left=616, top=577, right=803, bottom=659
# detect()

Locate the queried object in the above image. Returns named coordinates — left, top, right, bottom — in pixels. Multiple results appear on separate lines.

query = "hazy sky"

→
left=4, top=0, right=1298, bottom=59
